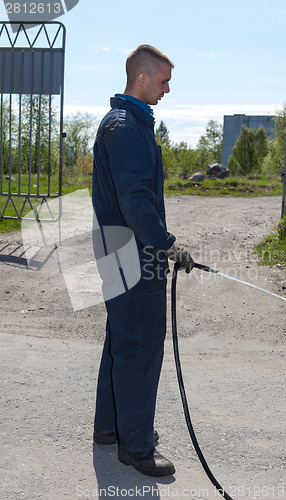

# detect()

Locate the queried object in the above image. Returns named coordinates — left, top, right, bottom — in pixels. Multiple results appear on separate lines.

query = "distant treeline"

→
left=1, top=96, right=285, bottom=179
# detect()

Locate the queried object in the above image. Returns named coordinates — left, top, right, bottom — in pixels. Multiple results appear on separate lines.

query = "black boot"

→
left=118, top=448, right=175, bottom=477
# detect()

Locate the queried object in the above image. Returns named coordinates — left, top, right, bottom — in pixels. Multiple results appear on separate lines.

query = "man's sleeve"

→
left=104, top=124, right=175, bottom=251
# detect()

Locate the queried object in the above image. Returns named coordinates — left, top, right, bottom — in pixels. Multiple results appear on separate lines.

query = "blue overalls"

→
left=92, top=96, right=175, bottom=452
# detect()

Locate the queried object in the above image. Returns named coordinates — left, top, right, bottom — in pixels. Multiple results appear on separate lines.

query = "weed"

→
left=254, top=217, right=286, bottom=266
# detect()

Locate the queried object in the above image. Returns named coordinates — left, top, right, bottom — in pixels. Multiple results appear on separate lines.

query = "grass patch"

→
left=164, top=174, right=282, bottom=197
left=254, top=217, right=286, bottom=266
left=0, top=172, right=283, bottom=233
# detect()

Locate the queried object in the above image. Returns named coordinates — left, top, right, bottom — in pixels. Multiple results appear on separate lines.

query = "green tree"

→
left=228, top=126, right=268, bottom=176
left=1, top=97, right=30, bottom=175
left=156, top=120, right=171, bottom=147
left=174, top=141, right=197, bottom=179
left=205, top=119, right=223, bottom=163
left=63, top=112, right=97, bottom=175
left=155, top=120, right=177, bottom=178
left=262, top=105, right=286, bottom=175
left=195, top=135, right=213, bottom=170
left=155, top=121, right=205, bottom=179
left=255, top=126, right=268, bottom=168
left=20, top=95, right=59, bottom=175
left=1, top=100, right=12, bottom=175
left=195, top=120, right=223, bottom=170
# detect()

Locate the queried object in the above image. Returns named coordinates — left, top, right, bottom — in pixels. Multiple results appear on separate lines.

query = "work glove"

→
left=164, top=243, right=194, bottom=274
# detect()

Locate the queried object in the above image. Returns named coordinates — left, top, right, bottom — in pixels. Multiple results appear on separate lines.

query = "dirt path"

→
left=0, top=195, right=285, bottom=499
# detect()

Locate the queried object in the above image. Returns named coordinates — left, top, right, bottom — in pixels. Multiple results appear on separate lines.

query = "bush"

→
left=262, top=105, right=286, bottom=175
left=255, top=217, right=286, bottom=266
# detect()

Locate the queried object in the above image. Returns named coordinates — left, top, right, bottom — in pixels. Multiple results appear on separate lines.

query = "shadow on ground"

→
left=93, top=443, right=176, bottom=499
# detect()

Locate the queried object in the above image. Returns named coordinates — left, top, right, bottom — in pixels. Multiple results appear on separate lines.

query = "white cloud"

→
left=86, top=44, right=131, bottom=55
left=195, top=52, right=217, bottom=58
left=64, top=104, right=109, bottom=118
left=87, top=43, right=111, bottom=53
left=116, top=47, right=133, bottom=55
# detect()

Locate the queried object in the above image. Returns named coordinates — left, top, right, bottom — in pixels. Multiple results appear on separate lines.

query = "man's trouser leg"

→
left=94, top=280, right=166, bottom=452
left=94, top=324, right=116, bottom=433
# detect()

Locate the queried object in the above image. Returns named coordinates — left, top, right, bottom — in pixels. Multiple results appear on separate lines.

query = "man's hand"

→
left=164, top=243, right=194, bottom=274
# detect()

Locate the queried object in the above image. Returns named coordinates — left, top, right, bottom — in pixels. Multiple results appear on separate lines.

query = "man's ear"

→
left=137, top=72, right=146, bottom=87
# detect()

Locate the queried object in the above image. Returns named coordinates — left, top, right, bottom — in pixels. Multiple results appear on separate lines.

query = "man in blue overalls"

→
left=92, top=45, right=193, bottom=477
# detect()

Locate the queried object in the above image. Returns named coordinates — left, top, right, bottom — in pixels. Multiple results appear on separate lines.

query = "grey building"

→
left=222, top=114, right=275, bottom=168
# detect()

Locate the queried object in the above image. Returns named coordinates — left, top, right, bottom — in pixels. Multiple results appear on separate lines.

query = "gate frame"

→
left=0, top=21, right=66, bottom=221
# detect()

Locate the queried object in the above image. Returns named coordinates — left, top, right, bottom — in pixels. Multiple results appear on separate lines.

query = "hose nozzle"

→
left=194, top=262, right=218, bottom=274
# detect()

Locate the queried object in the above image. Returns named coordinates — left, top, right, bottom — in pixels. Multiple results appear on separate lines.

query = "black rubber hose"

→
left=171, top=262, right=233, bottom=500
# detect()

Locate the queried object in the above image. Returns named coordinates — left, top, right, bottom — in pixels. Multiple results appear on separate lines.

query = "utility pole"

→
left=282, top=134, right=286, bottom=218
left=282, top=164, right=286, bottom=218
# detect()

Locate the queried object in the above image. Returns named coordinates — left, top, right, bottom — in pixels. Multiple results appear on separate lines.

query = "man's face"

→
left=141, top=61, right=172, bottom=105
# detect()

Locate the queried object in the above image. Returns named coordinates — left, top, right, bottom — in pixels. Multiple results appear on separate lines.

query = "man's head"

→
left=124, top=45, right=174, bottom=106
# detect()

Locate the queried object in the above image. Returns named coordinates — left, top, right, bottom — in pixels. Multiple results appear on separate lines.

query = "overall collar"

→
left=110, top=96, right=155, bottom=128
left=115, top=94, right=154, bottom=116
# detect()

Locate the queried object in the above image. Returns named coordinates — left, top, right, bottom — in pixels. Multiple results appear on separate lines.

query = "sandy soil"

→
left=0, top=195, right=285, bottom=500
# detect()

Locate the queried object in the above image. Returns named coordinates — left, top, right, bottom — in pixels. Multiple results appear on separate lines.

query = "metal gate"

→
left=0, top=21, right=65, bottom=221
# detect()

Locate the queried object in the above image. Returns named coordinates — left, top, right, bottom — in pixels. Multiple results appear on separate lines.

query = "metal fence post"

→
left=282, top=164, right=286, bottom=219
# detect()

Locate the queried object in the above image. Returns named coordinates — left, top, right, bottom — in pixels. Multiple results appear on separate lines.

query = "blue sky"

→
left=1, top=0, right=286, bottom=146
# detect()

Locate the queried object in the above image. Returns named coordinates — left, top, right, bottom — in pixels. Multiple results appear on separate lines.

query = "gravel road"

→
left=0, top=195, right=285, bottom=500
